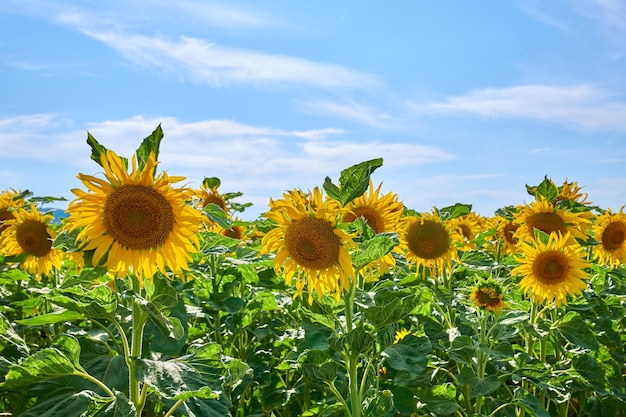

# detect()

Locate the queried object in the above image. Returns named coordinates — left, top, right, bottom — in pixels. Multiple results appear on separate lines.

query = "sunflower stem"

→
left=129, top=275, right=149, bottom=416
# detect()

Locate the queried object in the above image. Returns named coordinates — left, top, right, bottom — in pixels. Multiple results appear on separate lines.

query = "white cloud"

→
left=297, top=99, right=392, bottom=127
left=412, top=84, right=626, bottom=130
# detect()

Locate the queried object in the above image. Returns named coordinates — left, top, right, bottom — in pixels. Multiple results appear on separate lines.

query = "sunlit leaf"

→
left=17, top=310, right=84, bottom=326
left=135, top=124, right=163, bottom=172
left=49, top=286, right=117, bottom=319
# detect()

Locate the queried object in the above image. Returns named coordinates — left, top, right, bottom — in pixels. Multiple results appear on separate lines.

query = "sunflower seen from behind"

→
left=591, top=206, right=626, bottom=268
left=512, top=232, right=590, bottom=306
left=65, top=149, right=204, bottom=285
left=398, top=208, right=461, bottom=278
left=261, top=187, right=355, bottom=304
left=0, top=202, right=64, bottom=278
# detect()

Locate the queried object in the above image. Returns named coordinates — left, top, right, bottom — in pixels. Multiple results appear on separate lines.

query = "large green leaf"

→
left=16, top=390, right=100, bottom=417
left=1, top=312, right=29, bottom=354
left=456, top=366, right=501, bottom=398
left=142, top=296, right=187, bottom=356
left=382, top=335, right=430, bottom=381
left=556, top=311, right=600, bottom=351
left=364, top=288, right=422, bottom=330
left=1, top=347, right=77, bottom=389
left=353, top=233, right=398, bottom=271
left=49, top=285, right=117, bottom=319
left=323, top=158, right=383, bottom=207
left=17, top=309, right=84, bottom=326
left=135, top=124, right=163, bottom=172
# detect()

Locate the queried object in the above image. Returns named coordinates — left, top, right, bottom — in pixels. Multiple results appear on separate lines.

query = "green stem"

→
left=129, top=276, right=148, bottom=416
left=348, top=354, right=361, bottom=417
left=164, top=399, right=185, bottom=417
left=75, top=371, right=116, bottom=398
left=325, top=381, right=351, bottom=417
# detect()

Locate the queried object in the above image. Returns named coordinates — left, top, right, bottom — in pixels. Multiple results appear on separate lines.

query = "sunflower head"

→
left=449, top=212, right=485, bottom=250
left=513, top=198, right=590, bottom=245
left=398, top=209, right=461, bottom=277
left=0, top=202, right=64, bottom=277
left=0, top=189, right=26, bottom=234
left=261, top=187, right=355, bottom=303
left=393, top=328, right=411, bottom=344
left=470, top=279, right=508, bottom=313
left=65, top=149, right=204, bottom=284
left=591, top=206, right=626, bottom=268
left=512, top=232, right=590, bottom=306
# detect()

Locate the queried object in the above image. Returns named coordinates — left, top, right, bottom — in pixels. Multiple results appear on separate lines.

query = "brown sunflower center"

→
left=0, top=208, right=14, bottom=232
left=458, top=223, right=474, bottom=241
left=203, top=193, right=227, bottom=210
left=474, top=288, right=500, bottom=306
left=527, top=213, right=567, bottom=236
left=15, top=219, right=52, bottom=257
left=343, top=206, right=385, bottom=234
left=533, top=251, right=568, bottom=284
left=104, top=184, right=175, bottom=250
left=222, top=226, right=244, bottom=240
left=503, top=222, right=519, bottom=245
left=602, top=221, right=626, bottom=251
left=406, top=220, right=450, bottom=260
left=285, top=217, right=340, bottom=270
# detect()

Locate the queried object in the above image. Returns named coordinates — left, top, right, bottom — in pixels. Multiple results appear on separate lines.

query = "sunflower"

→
left=393, top=328, right=411, bottom=344
left=512, top=232, right=590, bottom=306
left=513, top=198, right=590, bottom=245
left=261, top=187, right=355, bottom=303
left=0, top=189, right=26, bottom=234
left=398, top=209, right=461, bottom=277
left=470, top=279, right=508, bottom=313
left=591, top=206, right=626, bottom=268
left=0, top=202, right=64, bottom=277
left=449, top=212, right=485, bottom=250
left=557, top=180, right=591, bottom=206
left=65, top=149, right=204, bottom=284
left=495, top=214, right=520, bottom=256
left=342, top=180, right=403, bottom=279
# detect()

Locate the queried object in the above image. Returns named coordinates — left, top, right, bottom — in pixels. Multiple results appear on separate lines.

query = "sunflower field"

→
left=1, top=127, right=625, bottom=417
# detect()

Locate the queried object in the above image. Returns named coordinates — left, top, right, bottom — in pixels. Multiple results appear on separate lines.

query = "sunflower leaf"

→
left=439, top=203, right=472, bottom=220
left=526, top=176, right=558, bottom=202
left=135, top=124, right=163, bottom=172
left=202, top=177, right=221, bottom=189
left=87, top=132, right=128, bottom=169
left=0, top=347, right=77, bottom=389
left=336, top=158, right=383, bottom=207
left=323, top=176, right=341, bottom=201
left=204, top=203, right=231, bottom=230
left=353, top=233, right=399, bottom=271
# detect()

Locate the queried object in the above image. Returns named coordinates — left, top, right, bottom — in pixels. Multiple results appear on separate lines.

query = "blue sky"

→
left=1, top=0, right=625, bottom=220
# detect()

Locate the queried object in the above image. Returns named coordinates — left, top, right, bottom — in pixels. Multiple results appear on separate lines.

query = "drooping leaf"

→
left=135, top=124, right=163, bottom=173
left=514, top=388, right=550, bottom=417
left=16, top=389, right=100, bottom=417
left=97, top=391, right=136, bottom=417
left=87, top=132, right=108, bottom=168
left=141, top=296, right=187, bottom=355
left=51, top=334, right=82, bottom=369
left=202, top=177, right=221, bottom=189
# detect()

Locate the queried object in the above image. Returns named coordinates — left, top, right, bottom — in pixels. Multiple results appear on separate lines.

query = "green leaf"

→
left=135, top=124, right=163, bottom=172
left=302, top=322, right=335, bottom=351
left=353, top=233, right=399, bottom=271
left=514, top=388, right=550, bottom=417
left=17, top=309, right=84, bottom=326
left=87, top=131, right=108, bottom=167
left=1, top=312, right=30, bottom=354
left=298, top=350, right=339, bottom=383
left=421, top=383, right=460, bottom=416
left=556, top=311, right=600, bottom=351
left=447, top=336, right=476, bottom=365
left=1, top=347, right=77, bottom=389
left=142, top=296, right=187, bottom=355
left=49, top=285, right=117, bottom=319
left=572, top=353, right=608, bottom=393
left=16, top=390, right=101, bottom=417
left=322, top=176, right=341, bottom=201
left=204, top=203, right=232, bottom=229
left=363, top=389, right=394, bottom=417
left=334, top=326, right=374, bottom=355
left=526, top=176, right=558, bottom=202
left=456, top=366, right=501, bottom=398
left=382, top=335, right=430, bottom=378
left=364, top=288, right=422, bottom=330
left=325, top=158, right=383, bottom=206
left=438, top=203, right=472, bottom=220
left=202, top=177, right=221, bottom=189
left=98, top=391, right=136, bottom=417
left=144, top=273, right=178, bottom=308
left=51, top=334, right=82, bottom=369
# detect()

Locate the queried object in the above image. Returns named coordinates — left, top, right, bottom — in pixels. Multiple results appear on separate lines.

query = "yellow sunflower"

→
left=393, top=328, right=411, bottom=344
left=398, top=209, right=461, bottom=277
left=0, top=189, right=25, bottom=234
left=556, top=179, right=591, bottom=206
left=513, top=198, right=590, bottom=245
left=470, top=279, right=508, bottom=313
left=65, top=149, right=204, bottom=284
left=261, top=187, right=355, bottom=304
left=495, top=214, right=520, bottom=256
left=512, top=232, right=590, bottom=306
left=449, top=212, right=485, bottom=250
left=0, top=202, right=64, bottom=278
left=342, top=180, right=403, bottom=279
left=591, top=206, right=626, bottom=268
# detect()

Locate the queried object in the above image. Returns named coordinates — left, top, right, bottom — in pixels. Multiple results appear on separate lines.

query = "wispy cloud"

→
left=54, top=8, right=379, bottom=90
left=412, top=84, right=626, bottom=130
left=297, top=99, right=392, bottom=127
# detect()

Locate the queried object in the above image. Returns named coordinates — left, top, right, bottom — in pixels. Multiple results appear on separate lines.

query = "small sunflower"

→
left=513, top=198, right=590, bottom=244
left=0, top=189, right=26, bottom=234
left=470, top=279, right=508, bottom=313
left=342, top=181, right=403, bottom=278
left=261, top=187, right=355, bottom=303
left=591, top=206, right=626, bottom=268
left=65, top=149, right=204, bottom=284
left=557, top=180, right=591, bottom=206
left=393, top=328, right=411, bottom=344
left=0, top=202, right=64, bottom=278
left=449, top=212, right=485, bottom=250
left=495, top=215, right=520, bottom=256
left=512, top=232, right=590, bottom=306
left=398, top=209, right=461, bottom=277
